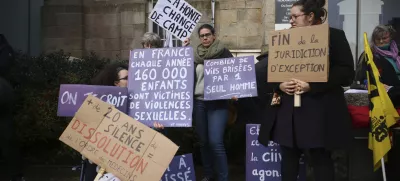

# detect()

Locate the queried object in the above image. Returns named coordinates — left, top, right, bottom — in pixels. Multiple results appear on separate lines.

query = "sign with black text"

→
left=203, top=56, right=257, bottom=100
left=128, top=47, right=194, bottom=127
left=268, top=24, right=329, bottom=82
left=149, top=0, right=202, bottom=41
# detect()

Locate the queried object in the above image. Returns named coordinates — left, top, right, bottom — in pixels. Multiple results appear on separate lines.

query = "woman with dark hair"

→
left=257, top=0, right=355, bottom=181
left=90, top=63, right=129, bottom=87
left=83, top=62, right=129, bottom=181
left=193, top=23, right=233, bottom=181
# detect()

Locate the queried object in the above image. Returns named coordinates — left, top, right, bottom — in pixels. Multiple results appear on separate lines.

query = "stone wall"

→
left=42, top=0, right=274, bottom=59
left=42, top=0, right=147, bottom=59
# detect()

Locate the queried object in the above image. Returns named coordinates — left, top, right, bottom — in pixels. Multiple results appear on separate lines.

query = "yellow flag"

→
left=364, top=32, right=400, bottom=171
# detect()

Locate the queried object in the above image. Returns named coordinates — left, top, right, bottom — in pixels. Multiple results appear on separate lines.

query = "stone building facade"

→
left=41, top=0, right=277, bottom=60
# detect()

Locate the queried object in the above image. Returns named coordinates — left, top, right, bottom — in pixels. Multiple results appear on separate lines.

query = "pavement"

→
left=5, top=164, right=245, bottom=181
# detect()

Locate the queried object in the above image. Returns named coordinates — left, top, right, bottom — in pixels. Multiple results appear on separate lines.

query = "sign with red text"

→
left=267, top=24, right=329, bottom=82
left=148, top=0, right=202, bottom=41
left=59, top=95, right=178, bottom=181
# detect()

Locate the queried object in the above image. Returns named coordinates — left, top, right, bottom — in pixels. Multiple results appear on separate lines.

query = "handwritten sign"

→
left=161, top=154, right=196, bottom=181
left=59, top=95, right=179, bottom=181
left=246, top=124, right=306, bottom=181
left=128, top=47, right=194, bottom=127
left=57, top=84, right=128, bottom=117
left=149, top=0, right=202, bottom=41
left=203, top=56, right=257, bottom=100
left=268, top=24, right=329, bottom=82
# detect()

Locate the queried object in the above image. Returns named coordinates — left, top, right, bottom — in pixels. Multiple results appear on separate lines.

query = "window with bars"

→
left=149, top=0, right=182, bottom=47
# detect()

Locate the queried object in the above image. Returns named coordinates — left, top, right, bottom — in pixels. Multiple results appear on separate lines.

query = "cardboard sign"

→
left=128, top=47, right=194, bottom=127
left=268, top=24, right=330, bottom=82
left=161, top=154, right=196, bottom=181
left=203, top=56, right=258, bottom=100
left=57, top=84, right=128, bottom=117
left=60, top=95, right=179, bottom=181
left=246, top=124, right=306, bottom=181
left=149, top=0, right=202, bottom=41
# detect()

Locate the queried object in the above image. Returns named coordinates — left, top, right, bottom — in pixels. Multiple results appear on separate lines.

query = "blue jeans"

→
left=194, top=100, right=229, bottom=181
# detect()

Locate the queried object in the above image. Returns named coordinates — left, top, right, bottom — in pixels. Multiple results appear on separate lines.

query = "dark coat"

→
left=258, top=27, right=355, bottom=150
left=355, top=49, right=400, bottom=86
left=355, top=49, right=400, bottom=106
left=234, top=53, right=275, bottom=124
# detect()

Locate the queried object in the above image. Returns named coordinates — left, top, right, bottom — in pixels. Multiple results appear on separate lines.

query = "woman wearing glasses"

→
left=84, top=32, right=169, bottom=181
left=82, top=62, right=129, bottom=181
left=355, top=25, right=400, bottom=106
left=257, top=0, right=355, bottom=181
left=191, top=24, right=233, bottom=181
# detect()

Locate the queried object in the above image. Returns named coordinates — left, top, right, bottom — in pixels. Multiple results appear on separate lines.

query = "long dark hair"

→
left=293, top=0, right=327, bottom=24
left=91, top=62, right=128, bottom=86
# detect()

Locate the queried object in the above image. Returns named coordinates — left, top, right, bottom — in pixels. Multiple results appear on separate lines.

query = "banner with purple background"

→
left=161, top=154, right=196, bottom=181
left=57, top=84, right=128, bottom=117
left=204, top=56, right=257, bottom=100
left=246, top=124, right=306, bottom=181
left=128, top=47, right=194, bottom=127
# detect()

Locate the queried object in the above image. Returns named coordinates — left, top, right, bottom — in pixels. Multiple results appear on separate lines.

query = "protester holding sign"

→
left=193, top=23, right=234, bottom=181
left=82, top=62, right=129, bottom=181
left=257, top=0, right=355, bottom=181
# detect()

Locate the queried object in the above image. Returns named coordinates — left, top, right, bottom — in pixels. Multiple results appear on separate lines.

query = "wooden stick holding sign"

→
left=294, top=94, right=301, bottom=107
left=94, top=167, right=106, bottom=181
left=294, top=82, right=302, bottom=107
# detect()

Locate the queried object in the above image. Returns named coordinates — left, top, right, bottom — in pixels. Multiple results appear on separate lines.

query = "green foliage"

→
left=5, top=50, right=125, bottom=164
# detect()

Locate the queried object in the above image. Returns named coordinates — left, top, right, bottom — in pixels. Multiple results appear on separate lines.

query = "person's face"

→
left=143, top=43, right=152, bottom=49
left=290, top=5, right=314, bottom=28
left=114, top=69, right=128, bottom=87
left=374, top=32, right=391, bottom=47
left=199, top=28, right=216, bottom=48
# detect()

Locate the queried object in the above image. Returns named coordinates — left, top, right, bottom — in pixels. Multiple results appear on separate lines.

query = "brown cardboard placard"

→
left=59, top=96, right=112, bottom=152
left=267, top=23, right=330, bottom=82
left=59, top=95, right=179, bottom=181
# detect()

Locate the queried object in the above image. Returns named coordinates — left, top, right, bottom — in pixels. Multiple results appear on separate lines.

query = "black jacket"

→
left=355, top=49, right=400, bottom=106
left=258, top=27, right=355, bottom=149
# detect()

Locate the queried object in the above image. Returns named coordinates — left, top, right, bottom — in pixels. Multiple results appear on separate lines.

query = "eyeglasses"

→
left=199, top=33, right=212, bottom=39
left=376, top=36, right=390, bottom=43
left=118, top=76, right=128, bottom=80
left=290, top=14, right=306, bottom=20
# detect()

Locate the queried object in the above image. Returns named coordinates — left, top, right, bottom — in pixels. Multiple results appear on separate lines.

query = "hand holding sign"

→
left=279, top=81, right=296, bottom=95
left=292, top=79, right=310, bottom=95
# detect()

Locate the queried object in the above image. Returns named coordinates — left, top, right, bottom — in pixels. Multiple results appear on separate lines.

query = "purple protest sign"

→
left=128, top=47, right=194, bottom=127
left=246, top=124, right=306, bottom=181
left=161, top=154, right=196, bottom=181
left=57, top=84, right=128, bottom=117
left=203, top=56, right=257, bottom=100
